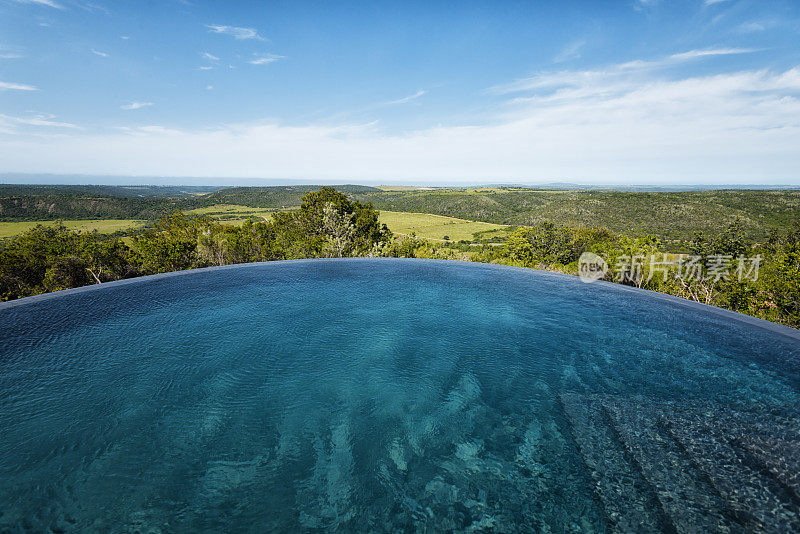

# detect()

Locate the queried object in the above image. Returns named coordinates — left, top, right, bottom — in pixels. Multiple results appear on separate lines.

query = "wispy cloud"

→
left=13, top=0, right=63, bottom=9
left=113, top=125, right=181, bottom=136
left=248, top=54, right=283, bottom=65
left=198, top=66, right=214, bottom=70
left=554, top=40, right=585, bottom=63
left=0, top=81, right=37, bottom=91
left=739, top=22, right=765, bottom=32
left=490, top=48, right=758, bottom=94
left=202, top=52, right=220, bottom=61
left=386, top=90, right=426, bottom=105
left=81, top=2, right=110, bottom=14
left=634, top=0, right=659, bottom=11
left=121, top=102, right=153, bottom=110
left=737, top=20, right=777, bottom=33
left=205, top=24, right=264, bottom=41
left=91, top=49, right=109, bottom=57
left=705, top=0, right=730, bottom=5
left=0, top=53, right=24, bottom=59
left=11, top=114, right=79, bottom=128
left=0, top=113, right=80, bottom=135
left=668, top=48, right=754, bottom=61
left=616, top=48, right=756, bottom=70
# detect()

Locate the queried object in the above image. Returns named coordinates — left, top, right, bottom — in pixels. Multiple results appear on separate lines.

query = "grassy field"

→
left=186, top=204, right=281, bottom=219
left=0, top=219, right=146, bottom=238
left=378, top=211, right=509, bottom=242
left=186, top=204, right=295, bottom=228
left=376, top=186, right=437, bottom=191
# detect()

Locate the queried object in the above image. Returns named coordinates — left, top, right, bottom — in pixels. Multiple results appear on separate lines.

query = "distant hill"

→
left=0, top=184, right=221, bottom=198
left=0, top=194, right=202, bottom=221
left=204, top=185, right=380, bottom=208
left=0, top=185, right=379, bottom=222
left=351, top=189, right=800, bottom=244
left=1, top=183, right=798, bottom=244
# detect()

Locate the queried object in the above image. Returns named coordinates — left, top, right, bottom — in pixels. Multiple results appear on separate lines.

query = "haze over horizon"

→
left=1, top=0, right=799, bottom=185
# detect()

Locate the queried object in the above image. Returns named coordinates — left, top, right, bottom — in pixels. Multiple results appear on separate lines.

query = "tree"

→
left=78, top=236, right=136, bottom=283
left=133, top=233, right=197, bottom=274
left=322, top=203, right=356, bottom=258
left=0, top=224, right=136, bottom=300
left=503, top=228, right=535, bottom=265
left=761, top=222, right=800, bottom=326
left=292, top=187, right=390, bottom=257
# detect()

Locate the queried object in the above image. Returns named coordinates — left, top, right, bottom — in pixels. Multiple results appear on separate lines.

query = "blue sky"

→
left=1, top=0, right=799, bottom=185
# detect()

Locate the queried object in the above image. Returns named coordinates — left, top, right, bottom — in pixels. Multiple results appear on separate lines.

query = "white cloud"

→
left=0, top=81, right=37, bottom=91
left=198, top=66, right=214, bottom=70
left=386, top=90, right=426, bottom=105
left=91, top=49, right=109, bottom=57
left=202, top=52, right=220, bottom=61
left=137, top=125, right=181, bottom=135
left=120, top=102, right=153, bottom=110
left=205, top=24, right=264, bottom=41
left=120, top=35, right=130, bottom=40
left=248, top=54, right=283, bottom=65
left=13, top=0, right=63, bottom=9
left=3, top=61, right=800, bottom=185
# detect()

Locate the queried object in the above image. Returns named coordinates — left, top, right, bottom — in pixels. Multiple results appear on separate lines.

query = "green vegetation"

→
left=390, top=218, right=800, bottom=328
left=185, top=204, right=280, bottom=217
left=378, top=211, right=508, bottom=242
left=184, top=204, right=287, bottom=227
left=0, top=219, right=146, bottom=238
left=3, top=185, right=798, bottom=247
left=354, top=188, right=800, bottom=246
left=202, top=184, right=379, bottom=209
left=0, top=187, right=389, bottom=299
left=0, top=194, right=203, bottom=222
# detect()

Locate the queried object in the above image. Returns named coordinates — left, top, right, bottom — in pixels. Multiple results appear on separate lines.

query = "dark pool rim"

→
left=1, top=257, right=798, bottom=342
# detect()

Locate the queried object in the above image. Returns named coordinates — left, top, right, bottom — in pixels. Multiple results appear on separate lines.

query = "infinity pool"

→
left=1, top=259, right=799, bottom=532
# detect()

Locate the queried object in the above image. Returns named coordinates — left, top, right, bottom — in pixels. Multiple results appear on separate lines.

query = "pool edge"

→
left=1, top=257, right=798, bottom=342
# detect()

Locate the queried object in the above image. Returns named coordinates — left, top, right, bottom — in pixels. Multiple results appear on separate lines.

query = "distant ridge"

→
left=2, top=174, right=798, bottom=191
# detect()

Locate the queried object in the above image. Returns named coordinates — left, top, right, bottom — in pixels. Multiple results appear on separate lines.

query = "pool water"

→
left=1, top=259, right=799, bottom=532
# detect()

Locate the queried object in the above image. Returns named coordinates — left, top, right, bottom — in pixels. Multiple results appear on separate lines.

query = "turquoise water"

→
left=1, top=259, right=799, bottom=532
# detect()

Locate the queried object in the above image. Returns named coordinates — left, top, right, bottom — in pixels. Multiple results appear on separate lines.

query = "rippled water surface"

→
left=1, top=259, right=800, bottom=532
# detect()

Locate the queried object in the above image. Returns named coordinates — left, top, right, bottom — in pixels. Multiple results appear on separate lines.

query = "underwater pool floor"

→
left=1, top=259, right=799, bottom=532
